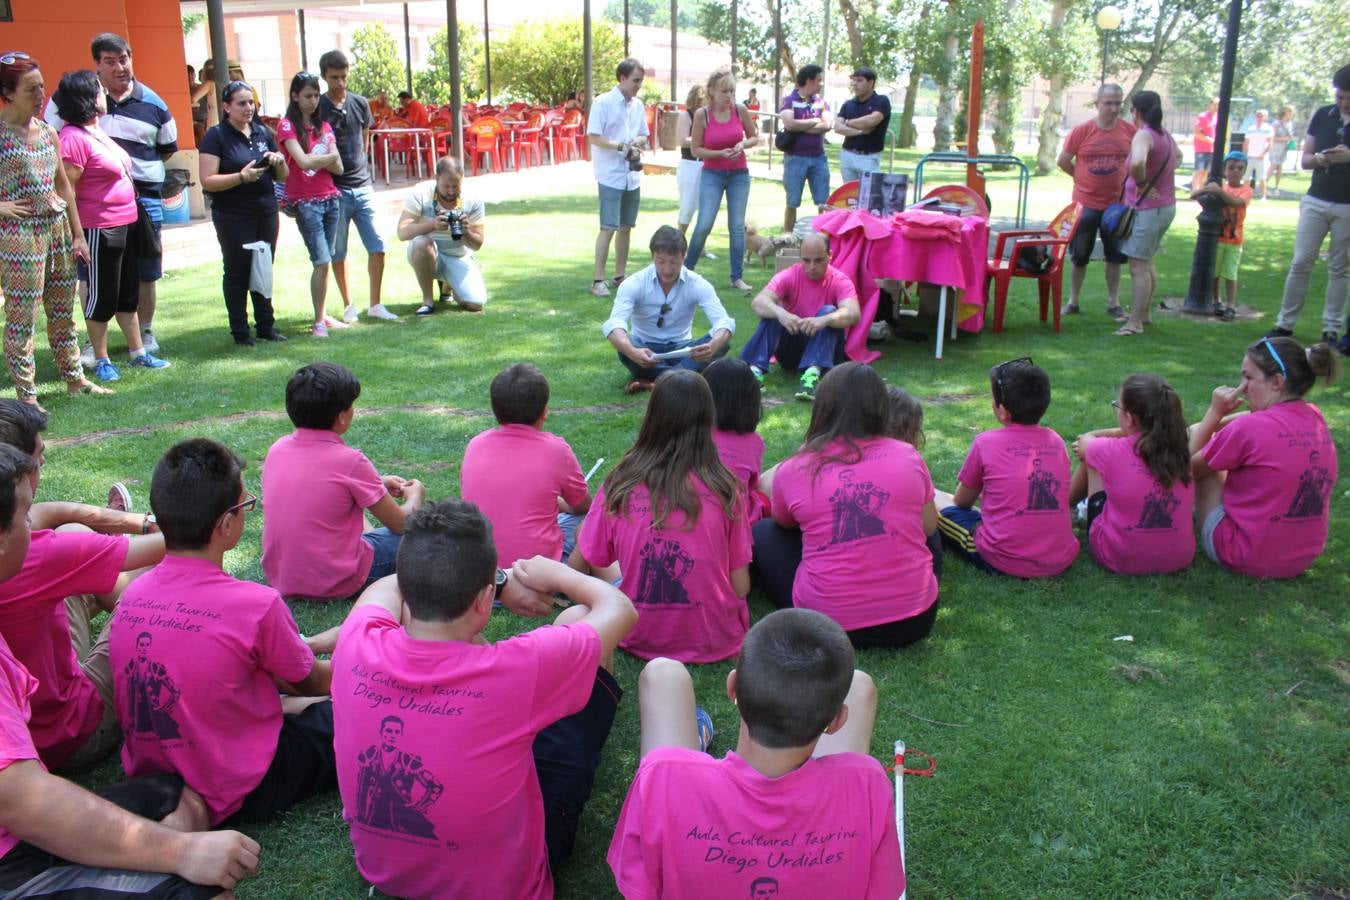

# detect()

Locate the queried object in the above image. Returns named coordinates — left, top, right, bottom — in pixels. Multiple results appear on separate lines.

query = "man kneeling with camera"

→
left=398, top=156, right=488, bottom=314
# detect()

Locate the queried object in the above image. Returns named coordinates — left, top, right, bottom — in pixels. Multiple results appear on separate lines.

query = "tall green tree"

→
left=412, top=25, right=485, bottom=105
left=602, top=0, right=702, bottom=30
left=1033, top=0, right=1095, bottom=174
left=348, top=23, right=405, bottom=98
left=494, top=19, right=626, bottom=107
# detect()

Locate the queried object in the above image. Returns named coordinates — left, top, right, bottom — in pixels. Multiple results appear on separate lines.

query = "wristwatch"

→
left=494, top=567, right=508, bottom=600
left=1315, top=151, right=1328, bottom=168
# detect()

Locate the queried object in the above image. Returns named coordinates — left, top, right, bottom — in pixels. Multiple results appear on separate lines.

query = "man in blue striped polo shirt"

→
left=47, top=33, right=178, bottom=356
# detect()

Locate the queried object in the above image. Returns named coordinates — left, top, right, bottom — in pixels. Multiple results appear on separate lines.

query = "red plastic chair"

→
left=466, top=117, right=504, bottom=175
left=509, top=127, right=543, bottom=168
left=984, top=202, right=1082, bottom=334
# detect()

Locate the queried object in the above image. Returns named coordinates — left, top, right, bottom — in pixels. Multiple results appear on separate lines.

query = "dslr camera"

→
left=440, top=208, right=465, bottom=240
left=619, top=141, right=643, bottom=172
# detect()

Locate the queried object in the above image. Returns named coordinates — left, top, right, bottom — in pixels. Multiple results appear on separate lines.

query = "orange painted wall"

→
left=0, top=0, right=195, bottom=149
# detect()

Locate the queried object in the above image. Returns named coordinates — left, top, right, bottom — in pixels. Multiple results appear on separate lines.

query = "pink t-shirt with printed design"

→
left=1084, top=433, right=1195, bottom=574
left=578, top=479, right=752, bottom=663
left=956, top=424, right=1077, bottom=578
left=109, top=556, right=316, bottom=825
left=261, top=428, right=390, bottom=600
left=772, top=437, right=937, bottom=630
left=712, top=429, right=769, bottom=522
left=0, top=529, right=126, bottom=768
left=460, top=424, right=590, bottom=566
left=1201, top=401, right=1337, bottom=579
left=765, top=264, right=858, bottom=319
left=276, top=117, right=339, bottom=202
left=608, top=747, right=904, bottom=900
left=0, top=633, right=41, bottom=860
left=332, top=606, right=600, bottom=900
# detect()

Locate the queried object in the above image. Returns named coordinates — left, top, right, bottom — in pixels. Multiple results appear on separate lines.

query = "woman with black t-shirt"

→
left=198, top=79, right=289, bottom=346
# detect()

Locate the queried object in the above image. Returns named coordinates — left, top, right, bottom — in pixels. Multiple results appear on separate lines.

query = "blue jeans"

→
left=360, top=527, right=401, bottom=587
left=557, top=511, right=584, bottom=561
left=739, top=305, right=845, bottom=373
left=334, top=184, right=385, bottom=261
left=839, top=149, right=881, bottom=185
left=619, top=334, right=727, bottom=382
left=685, top=168, right=749, bottom=281
left=294, top=197, right=340, bottom=266
left=783, top=153, right=830, bottom=209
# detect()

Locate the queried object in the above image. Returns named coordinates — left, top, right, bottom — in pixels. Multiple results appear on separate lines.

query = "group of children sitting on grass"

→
left=0, top=331, right=1337, bottom=898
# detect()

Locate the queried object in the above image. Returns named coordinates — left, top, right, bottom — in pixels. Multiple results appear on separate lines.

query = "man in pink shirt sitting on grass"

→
left=608, top=608, right=903, bottom=899
left=739, top=233, right=860, bottom=402
left=461, top=363, right=592, bottom=569
left=332, top=499, right=636, bottom=899
left=110, top=438, right=335, bottom=826
left=262, top=362, right=425, bottom=601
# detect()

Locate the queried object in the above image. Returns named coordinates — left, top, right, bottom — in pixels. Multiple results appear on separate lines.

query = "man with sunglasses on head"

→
left=601, top=225, right=735, bottom=394
left=45, top=33, right=177, bottom=357
left=107, top=438, right=335, bottom=828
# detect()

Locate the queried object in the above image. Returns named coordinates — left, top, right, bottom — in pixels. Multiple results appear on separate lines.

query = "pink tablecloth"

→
left=869, top=209, right=989, bottom=333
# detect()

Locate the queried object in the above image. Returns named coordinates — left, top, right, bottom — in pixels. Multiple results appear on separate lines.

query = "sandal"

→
left=1213, top=304, right=1236, bottom=321
left=1060, top=302, right=1080, bottom=315
left=1104, top=304, right=1127, bottom=320
left=71, top=380, right=113, bottom=396
left=1112, top=325, right=1143, bottom=336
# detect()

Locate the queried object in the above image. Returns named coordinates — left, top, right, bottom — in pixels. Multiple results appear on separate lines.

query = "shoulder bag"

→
left=1102, top=137, right=1173, bottom=242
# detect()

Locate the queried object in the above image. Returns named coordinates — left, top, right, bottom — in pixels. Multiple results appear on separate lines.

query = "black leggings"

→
left=750, top=518, right=942, bottom=649
left=212, top=207, right=278, bottom=340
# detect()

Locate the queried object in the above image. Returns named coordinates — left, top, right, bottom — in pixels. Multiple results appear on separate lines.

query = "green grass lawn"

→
left=38, top=157, right=1347, bottom=898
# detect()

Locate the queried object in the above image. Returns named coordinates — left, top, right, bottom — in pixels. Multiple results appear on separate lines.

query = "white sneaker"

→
left=79, top=342, right=95, bottom=369
left=589, top=280, right=611, bottom=297
left=140, top=329, right=160, bottom=354
left=366, top=304, right=399, bottom=321
left=342, top=305, right=360, bottom=324
left=702, top=250, right=717, bottom=260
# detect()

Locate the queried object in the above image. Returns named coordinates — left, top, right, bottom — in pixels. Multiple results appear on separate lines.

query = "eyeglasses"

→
left=993, top=356, right=1033, bottom=404
left=657, top=301, right=672, bottom=328
left=1261, top=338, right=1288, bottom=378
left=0, top=52, right=31, bottom=66
left=223, top=80, right=253, bottom=102
left=223, top=493, right=258, bottom=516
left=1110, top=399, right=1123, bottom=412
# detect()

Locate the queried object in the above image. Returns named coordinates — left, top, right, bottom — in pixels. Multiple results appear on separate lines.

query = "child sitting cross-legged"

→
left=262, top=363, right=426, bottom=601
left=936, top=357, right=1078, bottom=577
left=703, top=357, right=770, bottom=522
left=461, top=362, right=592, bottom=567
left=607, top=608, right=904, bottom=899
left=572, top=369, right=754, bottom=664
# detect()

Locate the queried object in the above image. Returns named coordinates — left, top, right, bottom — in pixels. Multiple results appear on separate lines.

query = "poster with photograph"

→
left=859, top=172, right=909, bottom=217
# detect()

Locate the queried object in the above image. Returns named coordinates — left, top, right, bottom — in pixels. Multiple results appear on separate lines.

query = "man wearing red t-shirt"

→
left=396, top=91, right=430, bottom=128
left=1057, top=83, right=1136, bottom=319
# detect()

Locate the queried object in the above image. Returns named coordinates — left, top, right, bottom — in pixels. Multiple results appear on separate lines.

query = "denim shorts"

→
left=361, top=527, right=402, bottom=586
left=334, top=184, right=385, bottom=261
left=1201, top=505, right=1225, bottom=564
left=135, top=195, right=163, bottom=283
left=782, top=153, right=830, bottom=209
left=598, top=184, right=640, bottom=230
left=294, top=196, right=340, bottom=266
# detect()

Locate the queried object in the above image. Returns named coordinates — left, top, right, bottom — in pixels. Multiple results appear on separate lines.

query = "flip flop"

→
left=72, top=382, right=113, bottom=396
left=1113, top=325, right=1143, bottom=336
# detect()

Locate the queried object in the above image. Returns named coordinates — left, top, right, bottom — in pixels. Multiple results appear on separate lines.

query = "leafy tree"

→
left=494, top=19, right=626, bottom=107
left=181, top=13, right=205, bottom=37
left=602, top=0, right=702, bottom=30
left=1033, top=0, right=1096, bottom=173
left=348, top=23, right=405, bottom=99
left=412, top=25, right=485, bottom=105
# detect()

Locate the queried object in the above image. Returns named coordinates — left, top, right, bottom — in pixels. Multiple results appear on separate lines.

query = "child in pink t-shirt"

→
left=262, top=363, right=425, bottom=601
left=461, top=363, right=591, bottom=568
left=608, top=608, right=903, bottom=900
left=704, top=358, right=769, bottom=522
left=574, top=369, right=752, bottom=663
left=755, top=363, right=939, bottom=649
left=110, top=438, right=334, bottom=826
left=1190, top=337, right=1339, bottom=579
left=1069, top=373, right=1195, bottom=574
left=936, top=358, right=1078, bottom=578
left=331, top=499, right=636, bottom=900
left=278, top=72, right=346, bottom=337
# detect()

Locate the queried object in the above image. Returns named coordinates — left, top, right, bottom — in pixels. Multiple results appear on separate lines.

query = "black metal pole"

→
left=298, top=10, right=308, bottom=71
left=584, top=0, right=593, bottom=117
left=448, top=0, right=463, bottom=168
left=1182, top=0, right=1242, bottom=314
left=484, top=0, right=492, bottom=104
left=730, top=0, right=738, bottom=72
left=773, top=0, right=783, bottom=112
left=403, top=4, right=413, bottom=94
left=1099, top=31, right=1107, bottom=86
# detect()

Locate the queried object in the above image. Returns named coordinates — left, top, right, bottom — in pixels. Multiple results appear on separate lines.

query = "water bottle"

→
left=303, top=134, right=328, bottom=178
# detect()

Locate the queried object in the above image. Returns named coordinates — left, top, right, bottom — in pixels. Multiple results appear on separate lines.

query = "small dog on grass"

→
left=744, top=224, right=794, bottom=268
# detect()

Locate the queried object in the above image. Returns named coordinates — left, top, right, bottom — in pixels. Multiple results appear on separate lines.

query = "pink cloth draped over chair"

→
left=869, top=209, right=990, bottom=333
left=812, top=208, right=894, bottom=364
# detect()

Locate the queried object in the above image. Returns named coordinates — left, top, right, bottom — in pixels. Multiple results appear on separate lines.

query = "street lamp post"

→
left=1097, top=5, right=1121, bottom=86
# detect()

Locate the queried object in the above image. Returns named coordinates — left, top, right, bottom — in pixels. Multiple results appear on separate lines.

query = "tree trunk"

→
left=990, top=0, right=1017, bottom=162
left=1034, top=0, right=1070, bottom=175
left=899, top=65, right=921, bottom=148
left=836, top=0, right=866, bottom=64
left=1124, top=3, right=1185, bottom=97
left=933, top=30, right=959, bottom=152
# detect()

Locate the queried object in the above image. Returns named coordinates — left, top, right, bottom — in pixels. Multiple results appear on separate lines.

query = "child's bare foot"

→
left=69, top=380, right=113, bottom=396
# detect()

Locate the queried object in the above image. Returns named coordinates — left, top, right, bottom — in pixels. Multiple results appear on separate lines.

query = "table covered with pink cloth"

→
left=814, top=207, right=990, bottom=360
